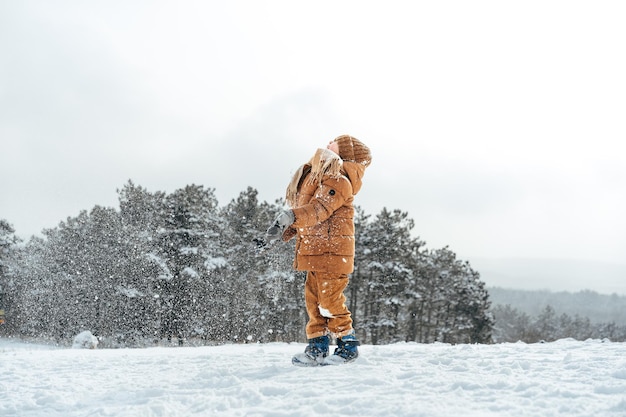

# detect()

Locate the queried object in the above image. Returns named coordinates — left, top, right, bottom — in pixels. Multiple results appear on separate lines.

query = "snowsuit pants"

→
left=304, top=271, right=353, bottom=339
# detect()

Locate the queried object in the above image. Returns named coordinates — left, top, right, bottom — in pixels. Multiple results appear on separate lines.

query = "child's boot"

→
left=325, top=332, right=360, bottom=365
left=292, top=335, right=329, bottom=367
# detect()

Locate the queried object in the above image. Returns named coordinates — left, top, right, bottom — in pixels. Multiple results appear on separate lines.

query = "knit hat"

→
left=334, top=135, right=372, bottom=166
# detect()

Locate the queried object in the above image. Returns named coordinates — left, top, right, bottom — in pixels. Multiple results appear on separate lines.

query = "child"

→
left=265, top=135, right=372, bottom=366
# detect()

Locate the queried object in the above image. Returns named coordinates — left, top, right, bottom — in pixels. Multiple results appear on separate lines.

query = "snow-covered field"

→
left=1, top=338, right=626, bottom=417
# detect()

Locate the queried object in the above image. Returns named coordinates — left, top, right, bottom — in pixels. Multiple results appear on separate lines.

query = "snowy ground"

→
left=1, top=338, right=626, bottom=417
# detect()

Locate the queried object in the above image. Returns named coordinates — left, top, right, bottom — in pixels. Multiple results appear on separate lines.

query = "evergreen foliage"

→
left=491, top=304, right=626, bottom=343
left=0, top=181, right=493, bottom=346
left=489, top=287, right=626, bottom=325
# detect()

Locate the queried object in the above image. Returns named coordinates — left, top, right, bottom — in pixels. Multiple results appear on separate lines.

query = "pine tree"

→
left=534, top=305, right=558, bottom=342
left=156, top=184, right=226, bottom=343
left=0, top=220, right=20, bottom=332
left=355, top=208, right=424, bottom=344
left=220, top=189, right=305, bottom=342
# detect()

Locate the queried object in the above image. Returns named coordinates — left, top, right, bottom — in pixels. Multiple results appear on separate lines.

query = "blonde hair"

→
left=286, top=148, right=343, bottom=207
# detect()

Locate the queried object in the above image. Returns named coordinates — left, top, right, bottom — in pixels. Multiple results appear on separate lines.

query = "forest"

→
left=0, top=181, right=492, bottom=347
left=489, top=287, right=626, bottom=324
left=1, top=181, right=624, bottom=347
left=490, top=288, right=626, bottom=343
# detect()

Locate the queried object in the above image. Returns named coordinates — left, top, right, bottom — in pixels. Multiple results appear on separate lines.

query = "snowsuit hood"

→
left=282, top=144, right=371, bottom=274
left=342, top=160, right=366, bottom=196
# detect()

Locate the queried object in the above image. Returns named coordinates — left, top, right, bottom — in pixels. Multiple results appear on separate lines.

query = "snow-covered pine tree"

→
left=156, top=184, right=227, bottom=344
left=354, top=208, right=424, bottom=344
left=353, top=210, right=493, bottom=345
left=117, top=181, right=168, bottom=344
left=220, top=189, right=305, bottom=343
left=0, top=220, right=20, bottom=332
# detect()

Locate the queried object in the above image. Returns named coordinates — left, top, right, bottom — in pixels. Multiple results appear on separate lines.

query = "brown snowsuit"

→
left=282, top=146, right=370, bottom=339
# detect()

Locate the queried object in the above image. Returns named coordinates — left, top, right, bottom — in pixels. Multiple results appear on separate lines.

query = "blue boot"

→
left=325, top=333, right=360, bottom=365
left=292, top=335, right=329, bottom=367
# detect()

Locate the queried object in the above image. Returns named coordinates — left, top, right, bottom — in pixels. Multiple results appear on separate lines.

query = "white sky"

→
left=1, top=1, right=625, bottom=290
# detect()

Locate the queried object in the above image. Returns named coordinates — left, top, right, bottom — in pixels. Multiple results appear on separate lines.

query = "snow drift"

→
left=1, top=338, right=625, bottom=417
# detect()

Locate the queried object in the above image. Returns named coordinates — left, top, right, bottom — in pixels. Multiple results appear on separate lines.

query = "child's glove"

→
left=265, top=210, right=295, bottom=242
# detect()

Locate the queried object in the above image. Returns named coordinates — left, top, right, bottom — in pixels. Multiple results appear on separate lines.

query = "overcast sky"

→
left=1, top=1, right=625, bottom=293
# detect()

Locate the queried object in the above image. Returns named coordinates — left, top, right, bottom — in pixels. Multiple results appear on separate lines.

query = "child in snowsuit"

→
left=265, top=135, right=372, bottom=365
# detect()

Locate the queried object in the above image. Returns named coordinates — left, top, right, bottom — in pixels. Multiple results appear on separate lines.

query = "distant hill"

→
left=469, top=257, right=626, bottom=295
left=488, top=287, right=626, bottom=325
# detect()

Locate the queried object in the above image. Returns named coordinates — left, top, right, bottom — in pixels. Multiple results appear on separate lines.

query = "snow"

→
left=204, top=256, right=227, bottom=271
left=1, top=338, right=626, bottom=417
left=116, top=286, right=145, bottom=298
left=318, top=306, right=334, bottom=318
left=71, top=331, right=98, bottom=349
left=182, top=266, right=199, bottom=279
left=147, top=253, right=173, bottom=280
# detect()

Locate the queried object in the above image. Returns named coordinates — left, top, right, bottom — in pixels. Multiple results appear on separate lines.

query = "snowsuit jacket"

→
left=282, top=161, right=366, bottom=275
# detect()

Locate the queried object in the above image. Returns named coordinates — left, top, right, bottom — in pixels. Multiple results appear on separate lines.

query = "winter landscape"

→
left=2, top=2, right=626, bottom=417
left=2, top=182, right=626, bottom=417
left=2, top=337, right=626, bottom=417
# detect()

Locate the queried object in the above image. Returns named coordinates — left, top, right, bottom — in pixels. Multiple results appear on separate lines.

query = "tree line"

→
left=489, top=287, right=626, bottom=325
left=0, top=180, right=493, bottom=347
left=491, top=304, right=626, bottom=343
